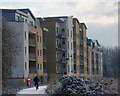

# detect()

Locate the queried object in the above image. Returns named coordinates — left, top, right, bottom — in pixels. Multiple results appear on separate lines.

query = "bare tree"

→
left=2, top=17, right=21, bottom=87
left=101, top=46, right=118, bottom=78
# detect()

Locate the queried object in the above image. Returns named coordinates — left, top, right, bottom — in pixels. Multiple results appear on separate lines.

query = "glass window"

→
left=38, top=64, right=39, bottom=70
left=40, top=64, right=42, bottom=70
left=40, top=50, right=41, bottom=56
left=25, top=62, right=27, bottom=69
left=38, top=49, right=39, bottom=56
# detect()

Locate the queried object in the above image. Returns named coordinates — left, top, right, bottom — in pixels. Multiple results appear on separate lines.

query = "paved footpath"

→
left=17, top=85, right=47, bottom=95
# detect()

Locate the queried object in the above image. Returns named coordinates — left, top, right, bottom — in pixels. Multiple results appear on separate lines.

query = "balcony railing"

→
left=80, top=39, right=83, bottom=45
left=80, top=51, right=84, bottom=56
left=74, top=59, right=76, bottom=64
left=43, top=56, right=47, bottom=62
left=29, top=39, right=36, bottom=46
left=74, top=49, right=76, bottom=53
left=73, top=36, right=76, bottom=42
left=43, top=43, right=47, bottom=49
left=62, top=58, right=66, bottom=63
left=29, top=68, right=36, bottom=73
left=29, top=53, right=36, bottom=61
left=57, top=58, right=62, bottom=63
left=80, top=61, right=84, bottom=65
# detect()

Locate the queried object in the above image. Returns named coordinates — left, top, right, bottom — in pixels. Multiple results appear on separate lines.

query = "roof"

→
left=73, top=18, right=80, bottom=24
left=80, top=23, right=87, bottom=30
left=18, top=9, right=36, bottom=20
left=2, top=9, right=28, bottom=17
left=37, top=16, right=70, bottom=23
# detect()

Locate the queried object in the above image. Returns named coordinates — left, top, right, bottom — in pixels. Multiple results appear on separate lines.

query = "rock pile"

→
left=47, top=75, right=118, bottom=95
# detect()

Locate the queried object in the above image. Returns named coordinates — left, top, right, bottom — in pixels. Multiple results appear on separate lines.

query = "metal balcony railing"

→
left=43, top=56, right=47, bottom=62
left=74, top=59, right=76, bottom=64
left=80, top=61, right=84, bottom=65
left=80, top=39, right=83, bottom=45
left=80, top=51, right=84, bottom=56
left=74, top=49, right=76, bottom=53
left=29, top=39, right=36, bottom=46
left=29, top=68, right=36, bottom=73
left=73, top=36, right=76, bottom=42
left=43, top=43, right=47, bottom=49
left=29, top=53, right=36, bottom=61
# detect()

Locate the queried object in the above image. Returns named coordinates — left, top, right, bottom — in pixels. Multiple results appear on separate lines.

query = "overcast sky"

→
left=0, top=1, right=118, bottom=47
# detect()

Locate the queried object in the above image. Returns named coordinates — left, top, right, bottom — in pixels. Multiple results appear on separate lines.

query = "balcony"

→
left=74, top=59, right=76, bottom=64
left=74, top=49, right=76, bottom=53
left=29, top=39, right=36, bottom=47
left=62, top=58, right=66, bottom=63
left=80, top=39, right=83, bottom=45
left=73, top=36, right=76, bottom=42
left=43, top=43, right=47, bottom=50
left=29, top=53, right=36, bottom=61
left=56, top=34, right=62, bottom=38
left=61, top=33, right=66, bottom=39
left=43, top=56, right=47, bottom=62
left=57, top=58, right=62, bottom=63
left=29, top=68, right=36, bottom=74
left=80, top=51, right=84, bottom=56
left=80, top=61, right=84, bottom=65
left=62, top=46, right=67, bottom=51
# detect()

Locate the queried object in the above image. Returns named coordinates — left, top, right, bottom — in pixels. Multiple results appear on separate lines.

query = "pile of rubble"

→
left=46, top=76, right=118, bottom=95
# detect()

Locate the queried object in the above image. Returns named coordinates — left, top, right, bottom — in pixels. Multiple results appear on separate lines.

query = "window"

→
left=25, top=62, right=27, bottom=69
left=40, top=36, right=41, bottom=42
left=38, top=49, right=39, bottom=56
left=68, top=29, right=69, bottom=36
left=40, top=50, right=41, bottom=56
left=25, top=31, right=26, bottom=39
left=37, top=32, right=39, bottom=42
left=62, top=28, right=65, bottom=32
left=71, top=31, right=72, bottom=37
left=63, top=53, right=65, bottom=57
left=40, top=64, right=42, bottom=70
left=71, top=42, right=72, bottom=49
left=56, top=27, right=58, bottom=34
left=25, top=47, right=26, bottom=54
left=62, top=41, right=65, bottom=44
left=68, top=41, right=69, bottom=49
left=38, top=64, right=39, bottom=70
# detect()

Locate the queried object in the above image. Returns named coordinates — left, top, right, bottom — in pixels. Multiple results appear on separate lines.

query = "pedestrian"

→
left=33, top=75, right=40, bottom=90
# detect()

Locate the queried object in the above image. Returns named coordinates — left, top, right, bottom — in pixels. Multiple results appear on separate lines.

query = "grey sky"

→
left=0, top=1, right=118, bottom=47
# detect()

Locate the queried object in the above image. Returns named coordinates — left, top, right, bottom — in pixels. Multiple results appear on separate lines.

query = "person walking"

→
left=33, top=75, right=40, bottom=90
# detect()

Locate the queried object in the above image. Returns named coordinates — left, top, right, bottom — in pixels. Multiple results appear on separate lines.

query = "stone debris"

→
left=47, top=75, right=119, bottom=95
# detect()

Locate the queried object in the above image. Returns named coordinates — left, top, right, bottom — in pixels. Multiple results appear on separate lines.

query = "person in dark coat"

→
left=33, top=75, right=40, bottom=90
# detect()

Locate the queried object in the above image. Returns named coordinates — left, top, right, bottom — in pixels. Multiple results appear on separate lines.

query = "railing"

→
left=74, top=59, right=76, bottom=64
left=57, top=58, right=62, bottom=63
left=43, top=56, right=47, bottom=62
left=73, top=36, right=76, bottom=42
left=29, top=68, right=36, bottom=73
left=80, top=51, right=84, bottom=56
left=29, top=39, right=36, bottom=46
left=80, top=61, right=84, bottom=65
left=43, top=43, right=47, bottom=49
left=74, top=49, right=76, bottom=53
left=29, top=53, right=36, bottom=61
left=62, top=58, right=66, bottom=63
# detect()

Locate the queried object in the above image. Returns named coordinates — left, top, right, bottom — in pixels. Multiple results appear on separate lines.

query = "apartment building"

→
left=73, top=18, right=102, bottom=78
left=38, top=16, right=74, bottom=75
left=2, top=9, right=43, bottom=78
left=87, top=38, right=102, bottom=78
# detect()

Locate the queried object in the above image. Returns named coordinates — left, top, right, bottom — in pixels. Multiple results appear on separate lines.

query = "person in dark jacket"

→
left=33, top=75, right=40, bottom=90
